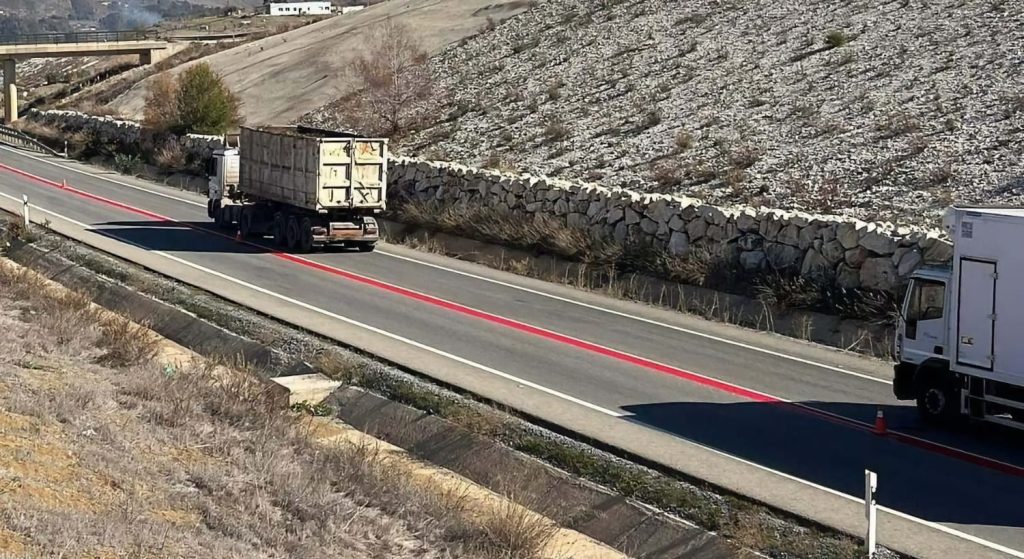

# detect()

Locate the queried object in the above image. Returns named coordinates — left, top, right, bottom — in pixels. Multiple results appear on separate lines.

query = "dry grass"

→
left=393, top=199, right=897, bottom=325
left=0, top=259, right=565, bottom=559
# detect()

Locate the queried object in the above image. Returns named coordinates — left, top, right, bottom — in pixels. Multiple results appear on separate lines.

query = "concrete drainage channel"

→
left=0, top=220, right=890, bottom=559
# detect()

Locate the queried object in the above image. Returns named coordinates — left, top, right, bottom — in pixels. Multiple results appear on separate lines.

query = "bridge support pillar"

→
left=140, top=48, right=167, bottom=66
left=2, top=58, right=16, bottom=124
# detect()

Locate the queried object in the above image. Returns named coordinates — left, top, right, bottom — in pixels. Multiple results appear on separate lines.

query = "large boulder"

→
left=801, top=248, right=832, bottom=278
left=766, top=243, right=803, bottom=272
left=860, top=258, right=899, bottom=291
left=668, top=231, right=690, bottom=256
left=740, top=250, right=767, bottom=272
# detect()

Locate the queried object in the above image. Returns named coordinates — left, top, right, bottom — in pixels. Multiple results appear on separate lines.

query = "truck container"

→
left=207, top=125, right=388, bottom=253
left=894, top=206, right=1024, bottom=429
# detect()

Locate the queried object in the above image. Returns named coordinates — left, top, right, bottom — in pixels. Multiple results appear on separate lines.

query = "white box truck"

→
left=207, top=125, right=388, bottom=253
left=894, top=206, right=1024, bottom=428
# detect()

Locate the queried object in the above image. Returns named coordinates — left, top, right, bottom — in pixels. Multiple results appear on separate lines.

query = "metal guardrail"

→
left=0, top=30, right=160, bottom=46
left=0, top=125, right=62, bottom=157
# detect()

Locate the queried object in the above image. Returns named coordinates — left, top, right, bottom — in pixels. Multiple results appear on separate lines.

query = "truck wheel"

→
left=207, top=199, right=217, bottom=219
left=214, top=205, right=229, bottom=230
left=285, top=216, right=300, bottom=251
left=916, top=372, right=960, bottom=425
left=297, top=217, right=313, bottom=253
left=356, top=242, right=376, bottom=253
left=272, top=213, right=285, bottom=247
left=240, top=207, right=253, bottom=238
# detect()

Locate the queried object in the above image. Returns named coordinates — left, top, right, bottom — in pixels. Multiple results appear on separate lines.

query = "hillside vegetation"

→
left=110, top=0, right=532, bottom=126
left=316, top=0, right=1023, bottom=226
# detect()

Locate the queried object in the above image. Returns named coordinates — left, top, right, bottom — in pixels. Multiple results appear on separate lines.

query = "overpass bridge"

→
left=0, top=31, right=171, bottom=124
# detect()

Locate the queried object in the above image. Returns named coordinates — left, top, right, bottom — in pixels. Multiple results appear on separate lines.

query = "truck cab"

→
left=207, top=148, right=239, bottom=208
left=894, top=266, right=954, bottom=418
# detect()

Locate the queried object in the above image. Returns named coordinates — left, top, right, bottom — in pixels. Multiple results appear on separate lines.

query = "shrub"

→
left=174, top=63, right=244, bottom=135
left=543, top=118, right=570, bottom=142
left=113, top=153, right=143, bottom=175
left=825, top=30, right=850, bottom=48
left=674, top=130, right=694, bottom=152
left=143, top=73, right=179, bottom=133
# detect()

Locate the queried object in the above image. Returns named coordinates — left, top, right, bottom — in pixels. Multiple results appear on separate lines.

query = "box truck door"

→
left=957, top=258, right=997, bottom=370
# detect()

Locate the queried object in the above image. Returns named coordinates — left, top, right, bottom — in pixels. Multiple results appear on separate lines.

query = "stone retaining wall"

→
left=388, top=157, right=954, bottom=294
left=20, top=107, right=956, bottom=296
left=25, top=109, right=223, bottom=163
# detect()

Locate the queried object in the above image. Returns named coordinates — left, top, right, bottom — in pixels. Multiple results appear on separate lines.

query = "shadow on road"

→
left=621, top=399, right=1024, bottom=528
left=90, top=220, right=367, bottom=254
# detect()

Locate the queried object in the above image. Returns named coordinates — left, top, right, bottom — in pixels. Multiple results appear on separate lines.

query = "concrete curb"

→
left=329, top=387, right=748, bottom=559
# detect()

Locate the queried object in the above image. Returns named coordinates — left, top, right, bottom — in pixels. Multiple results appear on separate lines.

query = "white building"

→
left=266, top=2, right=332, bottom=16
left=341, top=6, right=366, bottom=14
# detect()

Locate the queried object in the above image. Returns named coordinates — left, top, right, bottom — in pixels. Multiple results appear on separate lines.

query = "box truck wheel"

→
left=297, top=217, right=313, bottom=253
left=916, top=369, right=960, bottom=424
left=285, top=215, right=300, bottom=251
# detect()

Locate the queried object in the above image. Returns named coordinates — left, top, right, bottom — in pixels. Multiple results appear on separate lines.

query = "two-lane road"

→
left=2, top=145, right=1024, bottom=558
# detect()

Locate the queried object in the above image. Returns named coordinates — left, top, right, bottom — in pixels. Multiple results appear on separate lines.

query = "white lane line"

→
left=0, top=144, right=900, bottom=387
left=0, top=190, right=623, bottom=419
left=376, top=248, right=894, bottom=385
left=0, top=144, right=208, bottom=208
left=4, top=192, right=1023, bottom=558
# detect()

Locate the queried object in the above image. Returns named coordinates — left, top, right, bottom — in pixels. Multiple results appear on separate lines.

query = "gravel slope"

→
left=310, top=0, right=1024, bottom=226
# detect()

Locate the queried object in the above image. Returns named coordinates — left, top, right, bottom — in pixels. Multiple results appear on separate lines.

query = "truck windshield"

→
left=906, top=279, right=945, bottom=321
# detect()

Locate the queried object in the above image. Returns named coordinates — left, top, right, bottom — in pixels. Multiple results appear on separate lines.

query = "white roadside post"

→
left=865, top=469, right=878, bottom=558
left=21, top=194, right=29, bottom=228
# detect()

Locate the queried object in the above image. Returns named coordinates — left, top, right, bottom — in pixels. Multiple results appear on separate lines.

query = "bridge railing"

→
left=0, top=30, right=160, bottom=46
left=0, top=125, right=63, bottom=157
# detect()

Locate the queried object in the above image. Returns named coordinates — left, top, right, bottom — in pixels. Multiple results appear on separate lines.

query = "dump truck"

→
left=894, top=206, right=1024, bottom=429
left=207, top=125, right=388, bottom=253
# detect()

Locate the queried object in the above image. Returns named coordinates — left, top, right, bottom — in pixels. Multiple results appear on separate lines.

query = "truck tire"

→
left=214, top=205, right=229, bottom=230
left=297, top=217, right=314, bottom=253
left=207, top=199, right=217, bottom=219
left=285, top=215, right=300, bottom=251
left=916, top=370, right=960, bottom=425
left=240, top=207, right=254, bottom=238
left=356, top=242, right=376, bottom=253
left=272, top=212, right=285, bottom=247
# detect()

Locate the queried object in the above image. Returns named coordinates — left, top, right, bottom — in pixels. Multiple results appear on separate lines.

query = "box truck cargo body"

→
left=208, top=126, right=388, bottom=253
left=894, top=206, right=1024, bottom=429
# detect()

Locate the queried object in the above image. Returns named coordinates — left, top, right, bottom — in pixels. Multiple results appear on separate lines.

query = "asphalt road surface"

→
left=2, top=145, right=1024, bottom=558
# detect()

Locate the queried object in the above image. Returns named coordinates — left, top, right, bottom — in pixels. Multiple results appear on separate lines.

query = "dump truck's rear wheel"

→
left=356, top=242, right=376, bottom=253
left=272, top=212, right=285, bottom=247
left=297, top=217, right=313, bottom=253
left=285, top=215, right=300, bottom=251
left=239, top=207, right=254, bottom=238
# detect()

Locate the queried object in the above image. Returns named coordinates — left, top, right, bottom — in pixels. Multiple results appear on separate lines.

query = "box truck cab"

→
left=894, top=207, right=1024, bottom=429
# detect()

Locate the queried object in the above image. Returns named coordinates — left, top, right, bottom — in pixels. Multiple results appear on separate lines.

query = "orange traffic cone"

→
left=874, top=407, right=887, bottom=435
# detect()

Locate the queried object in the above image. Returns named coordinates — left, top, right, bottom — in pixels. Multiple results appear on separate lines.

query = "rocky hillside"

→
left=313, top=0, right=1024, bottom=226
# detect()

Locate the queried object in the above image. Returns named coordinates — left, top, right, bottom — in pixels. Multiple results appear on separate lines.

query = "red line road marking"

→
left=5, top=161, right=1024, bottom=478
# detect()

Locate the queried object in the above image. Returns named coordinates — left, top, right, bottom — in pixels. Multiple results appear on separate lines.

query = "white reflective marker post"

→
left=865, top=469, right=878, bottom=558
left=21, top=194, right=29, bottom=228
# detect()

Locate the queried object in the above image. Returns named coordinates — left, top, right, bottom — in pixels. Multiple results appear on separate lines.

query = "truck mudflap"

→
left=313, top=217, right=379, bottom=245
left=893, top=362, right=917, bottom=400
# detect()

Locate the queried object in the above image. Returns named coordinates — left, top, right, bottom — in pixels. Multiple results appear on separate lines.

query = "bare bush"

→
left=96, top=314, right=160, bottom=367
left=349, top=19, right=437, bottom=137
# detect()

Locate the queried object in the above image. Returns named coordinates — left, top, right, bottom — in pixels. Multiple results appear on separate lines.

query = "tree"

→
left=174, top=63, right=243, bottom=135
left=142, top=73, right=179, bottom=132
left=350, top=19, right=435, bottom=137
